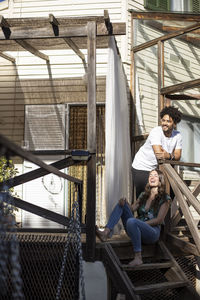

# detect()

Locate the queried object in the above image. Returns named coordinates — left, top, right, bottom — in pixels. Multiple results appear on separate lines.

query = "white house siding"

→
left=0, top=0, right=127, bottom=147
left=126, top=1, right=200, bottom=133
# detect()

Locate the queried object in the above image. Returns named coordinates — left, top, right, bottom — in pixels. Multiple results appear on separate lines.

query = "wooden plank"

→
left=164, top=169, right=200, bottom=254
left=0, top=157, right=77, bottom=190
left=132, top=133, right=148, bottom=142
left=171, top=180, right=200, bottom=227
left=158, top=241, right=189, bottom=282
left=15, top=39, right=49, bottom=61
left=132, top=23, right=200, bottom=53
left=166, top=233, right=199, bottom=256
left=0, top=133, right=82, bottom=184
left=122, top=262, right=173, bottom=271
left=103, top=244, right=138, bottom=299
left=165, top=94, right=200, bottom=100
left=85, top=21, right=96, bottom=261
left=134, top=281, right=187, bottom=294
left=3, top=195, right=70, bottom=227
left=161, top=78, right=200, bottom=95
left=0, top=15, right=10, bottom=27
left=163, top=164, right=200, bottom=215
left=193, top=182, right=200, bottom=198
left=129, top=11, right=200, bottom=22
left=0, top=52, right=15, bottom=63
left=0, top=23, right=125, bottom=41
left=63, top=37, right=87, bottom=70
left=158, top=241, right=200, bottom=300
left=157, top=40, right=164, bottom=122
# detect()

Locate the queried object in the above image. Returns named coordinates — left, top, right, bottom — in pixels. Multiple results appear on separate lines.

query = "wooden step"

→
left=122, top=261, right=173, bottom=271
left=134, top=280, right=188, bottom=294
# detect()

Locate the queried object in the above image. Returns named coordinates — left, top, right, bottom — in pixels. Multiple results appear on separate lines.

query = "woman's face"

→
left=148, top=170, right=160, bottom=187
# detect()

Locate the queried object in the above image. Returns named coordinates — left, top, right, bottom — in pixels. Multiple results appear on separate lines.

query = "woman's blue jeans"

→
left=106, top=203, right=160, bottom=252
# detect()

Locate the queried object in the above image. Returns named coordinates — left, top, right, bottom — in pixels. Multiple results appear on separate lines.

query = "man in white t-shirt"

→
left=132, top=106, right=182, bottom=198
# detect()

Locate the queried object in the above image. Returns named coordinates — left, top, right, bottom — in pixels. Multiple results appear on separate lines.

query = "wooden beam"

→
left=166, top=94, right=200, bottom=100
left=160, top=160, right=200, bottom=168
left=0, top=23, right=125, bottom=40
left=0, top=51, right=15, bottom=63
left=161, top=78, right=200, bottom=95
left=193, top=182, right=200, bottom=198
left=164, top=167, right=200, bottom=254
left=132, top=133, right=149, bottom=142
left=86, top=21, right=96, bottom=261
left=48, top=14, right=87, bottom=67
left=129, top=11, right=200, bottom=22
left=171, top=180, right=200, bottom=227
left=163, top=164, right=200, bottom=215
left=158, top=40, right=165, bottom=122
left=0, top=133, right=82, bottom=184
left=0, top=157, right=77, bottom=190
left=103, top=244, right=138, bottom=299
left=0, top=15, right=9, bottom=27
left=167, top=233, right=199, bottom=256
left=49, top=14, right=59, bottom=26
left=15, top=39, right=49, bottom=61
left=63, top=37, right=87, bottom=70
left=5, top=195, right=70, bottom=226
left=132, top=22, right=200, bottom=53
left=0, top=15, right=11, bottom=39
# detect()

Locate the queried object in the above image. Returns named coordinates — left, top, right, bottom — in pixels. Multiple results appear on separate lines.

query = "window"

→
left=25, top=104, right=66, bottom=151
left=144, top=0, right=200, bottom=12
left=177, top=116, right=200, bottom=169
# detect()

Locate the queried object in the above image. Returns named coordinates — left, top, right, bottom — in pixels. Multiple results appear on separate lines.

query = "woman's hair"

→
left=139, top=169, right=166, bottom=213
left=160, top=106, right=182, bottom=125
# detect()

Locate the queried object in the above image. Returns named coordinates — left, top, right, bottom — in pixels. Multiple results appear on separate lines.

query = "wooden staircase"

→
left=102, top=240, right=200, bottom=300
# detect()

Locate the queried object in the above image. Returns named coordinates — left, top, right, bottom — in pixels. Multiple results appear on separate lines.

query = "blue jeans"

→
left=106, top=203, right=161, bottom=252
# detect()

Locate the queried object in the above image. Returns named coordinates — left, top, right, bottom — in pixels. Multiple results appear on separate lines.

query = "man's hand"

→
left=152, top=145, right=170, bottom=160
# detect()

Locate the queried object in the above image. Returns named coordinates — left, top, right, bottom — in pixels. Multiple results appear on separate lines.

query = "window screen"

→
left=25, top=104, right=66, bottom=151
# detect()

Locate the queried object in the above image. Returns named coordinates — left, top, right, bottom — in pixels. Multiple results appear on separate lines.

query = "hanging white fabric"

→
left=105, top=36, right=132, bottom=223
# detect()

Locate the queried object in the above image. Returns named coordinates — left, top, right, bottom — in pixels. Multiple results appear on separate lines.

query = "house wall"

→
left=127, top=1, right=200, bottom=133
left=0, top=0, right=124, bottom=147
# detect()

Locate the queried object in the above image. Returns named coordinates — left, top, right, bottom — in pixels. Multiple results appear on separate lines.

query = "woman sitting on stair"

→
left=96, top=169, right=171, bottom=267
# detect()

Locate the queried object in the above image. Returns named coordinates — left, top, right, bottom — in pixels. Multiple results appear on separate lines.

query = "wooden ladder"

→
left=103, top=240, right=200, bottom=300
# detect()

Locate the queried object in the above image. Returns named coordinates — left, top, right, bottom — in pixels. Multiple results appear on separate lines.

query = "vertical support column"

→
left=158, top=40, right=164, bottom=125
left=131, top=16, right=136, bottom=202
left=86, top=21, right=96, bottom=261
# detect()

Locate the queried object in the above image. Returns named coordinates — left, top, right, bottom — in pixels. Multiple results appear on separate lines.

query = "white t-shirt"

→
left=132, top=126, right=182, bottom=171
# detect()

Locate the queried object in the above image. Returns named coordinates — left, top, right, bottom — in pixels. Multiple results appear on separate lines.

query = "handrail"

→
left=0, top=133, right=85, bottom=229
left=161, top=163, right=200, bottom=255
left=0, top=133, right=82, bottom=184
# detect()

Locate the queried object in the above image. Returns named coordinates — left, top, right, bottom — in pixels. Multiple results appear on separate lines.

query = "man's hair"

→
left=160, top=106, right=182, bottom=124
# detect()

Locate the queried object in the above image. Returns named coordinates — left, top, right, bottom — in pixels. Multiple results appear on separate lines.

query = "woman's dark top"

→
left=137, top=192, right=171, bottom=222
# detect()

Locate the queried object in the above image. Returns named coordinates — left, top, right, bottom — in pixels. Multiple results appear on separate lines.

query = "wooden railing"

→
left=159, top=161, right=200, bottom=256
left=0, top=133, right=86, bottom=229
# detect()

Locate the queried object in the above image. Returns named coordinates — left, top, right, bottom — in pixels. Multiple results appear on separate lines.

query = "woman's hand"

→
left=119, top=197, right=126, bottom=206
left=131, top=199, right=140, bottom=212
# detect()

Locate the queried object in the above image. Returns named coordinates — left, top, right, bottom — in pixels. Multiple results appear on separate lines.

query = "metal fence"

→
left=0, top=191, right=85, bottom=300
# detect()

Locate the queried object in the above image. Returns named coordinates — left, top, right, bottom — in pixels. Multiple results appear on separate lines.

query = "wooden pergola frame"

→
left=0, top=11, right=126, bottom=261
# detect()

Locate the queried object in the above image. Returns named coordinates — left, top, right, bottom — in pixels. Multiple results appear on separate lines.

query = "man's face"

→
left=161, top=114, right=175, bottom=134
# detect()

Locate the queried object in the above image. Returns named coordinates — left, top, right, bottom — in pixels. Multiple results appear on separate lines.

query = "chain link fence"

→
left=0, top=188, right=85, bottom=300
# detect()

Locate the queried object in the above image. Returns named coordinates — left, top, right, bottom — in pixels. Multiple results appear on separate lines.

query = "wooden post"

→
left=157, top=40, right=164, bottom=125
left=86, top=21, right=96, bottom=261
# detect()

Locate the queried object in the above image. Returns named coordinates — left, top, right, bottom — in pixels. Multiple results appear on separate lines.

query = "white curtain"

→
left=105, top=36, right=132, bottom=224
